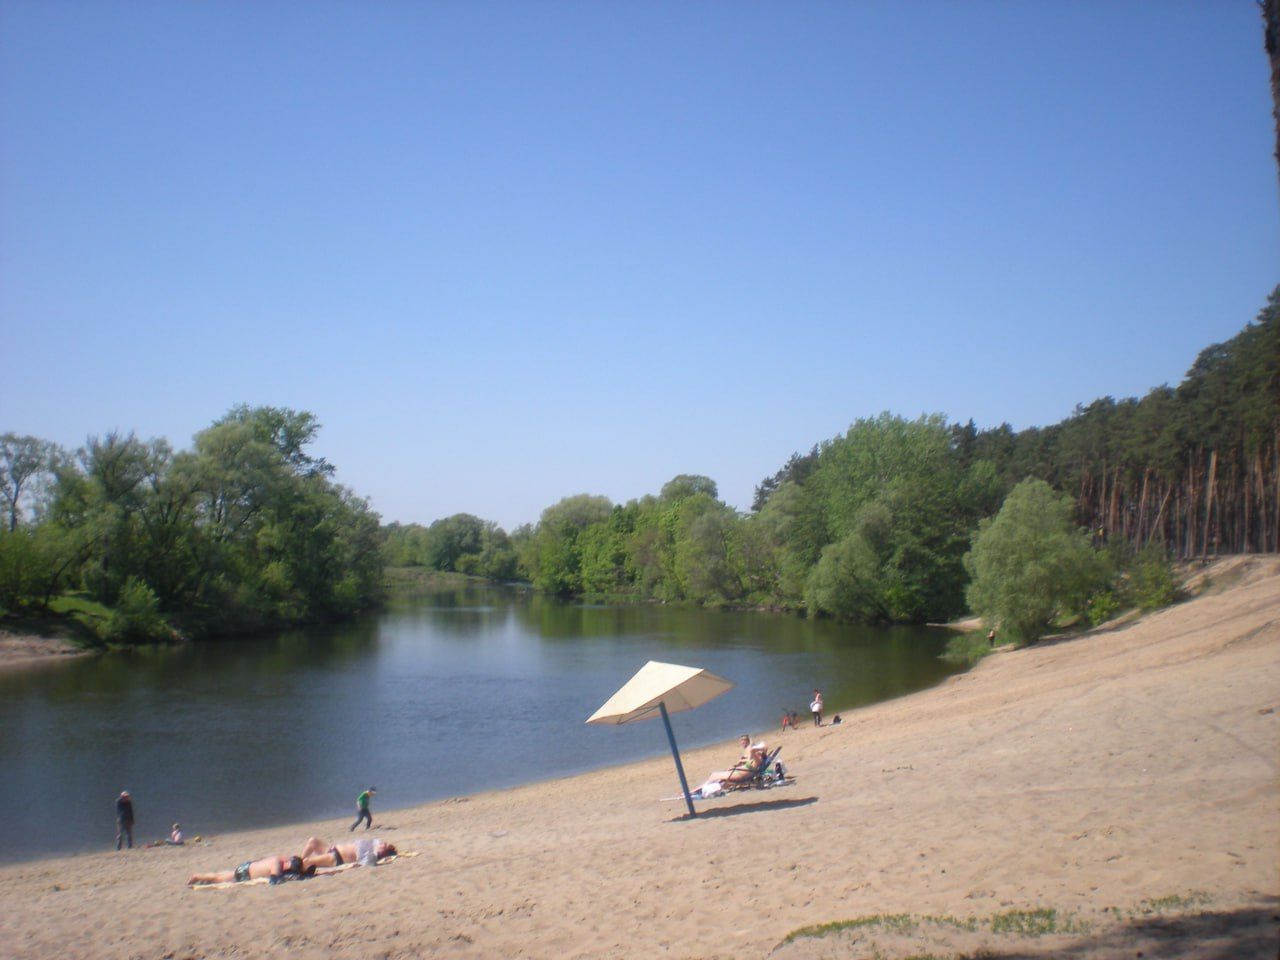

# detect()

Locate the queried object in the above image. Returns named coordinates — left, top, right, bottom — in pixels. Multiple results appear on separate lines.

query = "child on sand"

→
left=350, top=786, right=376, bottom=831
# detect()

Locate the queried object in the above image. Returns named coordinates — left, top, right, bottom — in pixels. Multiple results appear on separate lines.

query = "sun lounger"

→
left=662, top=747, right=796, bottom=801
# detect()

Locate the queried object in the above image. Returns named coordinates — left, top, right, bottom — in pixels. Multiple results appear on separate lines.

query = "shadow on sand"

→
left=670, top=796, right=818, bottom=822
left=906, top=902, right=1278, bottom=960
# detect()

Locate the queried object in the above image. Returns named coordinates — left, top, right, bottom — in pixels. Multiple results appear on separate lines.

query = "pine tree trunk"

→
left=1273, top=430, right=1280, bottom=552
left=1174, top=487, right=1182, bottom=556
left=1110, top=466, right=1122, bottom=538
left=1137, top=469, right=1151, bottom=546
left=1254, top=450, right=1264, bottom=552
left=1148, top=486, right=1172, bottom=550
left=1182, top=469, right=1191, bottom=559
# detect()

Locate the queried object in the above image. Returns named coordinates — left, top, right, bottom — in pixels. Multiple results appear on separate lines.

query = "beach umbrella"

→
left=586, top=660, right=734, bottom=818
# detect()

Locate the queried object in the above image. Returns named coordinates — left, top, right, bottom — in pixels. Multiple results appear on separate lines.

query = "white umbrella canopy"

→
left=586, top=660, right=735, bottom=818
left=586, top=660, right=734, bottom=725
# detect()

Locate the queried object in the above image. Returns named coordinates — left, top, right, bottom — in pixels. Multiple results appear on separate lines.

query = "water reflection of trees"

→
left=0, top=618, right=384, bottom=703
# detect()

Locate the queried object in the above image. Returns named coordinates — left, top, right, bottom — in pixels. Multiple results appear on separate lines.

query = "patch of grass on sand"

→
left=782, top=907, right=1088, bottom=946
left=988, top=908, right=1064, bottom=935
left=780, top=914, right=918, bottom=944
left=1137, top=891, right=1213, bottom=914
left=921, top=915, right=980, bottom=932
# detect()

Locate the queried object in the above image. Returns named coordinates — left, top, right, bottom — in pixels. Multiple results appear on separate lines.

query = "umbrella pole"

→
left=658, top=701, right=697, bottom=818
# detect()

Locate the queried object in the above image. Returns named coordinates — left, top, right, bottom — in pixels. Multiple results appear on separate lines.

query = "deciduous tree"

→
left=964, top=479, right=1109, bottom=642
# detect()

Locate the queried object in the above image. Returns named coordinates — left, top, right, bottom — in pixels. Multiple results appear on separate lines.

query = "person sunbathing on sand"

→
left=299, top=836, right=396, bottom=870
left=702, top=735, right=766, bottom=787
left=187, top=854, right=309, bottom=886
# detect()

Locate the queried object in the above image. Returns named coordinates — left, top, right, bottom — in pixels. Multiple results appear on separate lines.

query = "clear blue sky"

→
left=2, top=1, right=1276, bottom=531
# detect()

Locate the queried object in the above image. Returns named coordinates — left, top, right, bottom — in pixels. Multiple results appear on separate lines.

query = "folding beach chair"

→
left=665, top=747, right=796, bottom=802
left=720, top=746, right=792, bottom=793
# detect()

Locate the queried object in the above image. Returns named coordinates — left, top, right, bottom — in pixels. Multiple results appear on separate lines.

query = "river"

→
left=0, top=581, right=964, bottom=863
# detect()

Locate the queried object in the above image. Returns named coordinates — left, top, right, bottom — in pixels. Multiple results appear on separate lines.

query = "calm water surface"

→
left=0, top=582, right=964, bottom=863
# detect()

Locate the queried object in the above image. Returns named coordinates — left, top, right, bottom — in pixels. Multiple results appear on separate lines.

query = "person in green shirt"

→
left=349, top=786, right=376, bottom=831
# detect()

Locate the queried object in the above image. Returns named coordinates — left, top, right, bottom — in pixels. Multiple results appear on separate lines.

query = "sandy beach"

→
left=2, top=557, right=1276, bottom=959
left=0, top=630, right=94, bottom=670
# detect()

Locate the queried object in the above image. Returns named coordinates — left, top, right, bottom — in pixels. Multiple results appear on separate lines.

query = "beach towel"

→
left=660, top=776, right=796, bottom=802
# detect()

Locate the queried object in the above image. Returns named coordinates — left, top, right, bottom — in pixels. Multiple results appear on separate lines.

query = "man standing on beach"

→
left=115, top=791, right=134, bottom=850
left=810, top=689, right=824, bottom=727
left=350, top=786, right=375, bottom=831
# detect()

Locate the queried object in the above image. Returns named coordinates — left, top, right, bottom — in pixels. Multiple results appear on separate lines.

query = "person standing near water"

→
left=115, top=791, right=134, bottom=850
left=810, top=689, right=824, bottom=727
left=350, top=786, right=375, bottom=831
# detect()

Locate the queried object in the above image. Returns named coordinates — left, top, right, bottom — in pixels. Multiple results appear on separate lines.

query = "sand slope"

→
left=3, top=557, right=1277, bottom=959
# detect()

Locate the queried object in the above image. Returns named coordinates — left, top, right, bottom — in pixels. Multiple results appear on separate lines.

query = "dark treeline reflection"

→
left=0, top=583, right=961, bottom=864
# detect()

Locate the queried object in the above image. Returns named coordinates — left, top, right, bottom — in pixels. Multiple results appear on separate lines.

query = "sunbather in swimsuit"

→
left=188, top=854, right=306, bottom=886
left=299, top=836, right=396, bottom=871
left=696, top=737, right=767, bottom=795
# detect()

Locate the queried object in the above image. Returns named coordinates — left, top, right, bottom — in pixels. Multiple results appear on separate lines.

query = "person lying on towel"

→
left=187, top=854, right=310, bottom=886
left=299, top=836, right=397, bottom=870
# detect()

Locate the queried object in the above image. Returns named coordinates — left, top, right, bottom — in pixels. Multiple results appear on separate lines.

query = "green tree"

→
left=799, top=414, right=981, bottom=622
left=752, top=446, right=819, bottom=511
left=804, top=530, right=886, bottom=622
left=0, top=524, right=81, bottom=610
left=423, top=514, right=487, bottom=571
left=529, top=494, right=613, bottom=594
left=217, top=404, right=332, bottom=477
left=964, top=479, right=1110, bottom=642
left=381, top=522, right=430, bottom=566
left=752, top=480, right=825, bottom=602
left=578, top=509, right=631, bottom=595
left=0, top=434, right=59, bottom=531
left=673, top=496, right=740, bottom=602
left=471, top=524, right=518, bottom=580
left=1127, top=542, right=1178, bottom=611
left=509, top=523, right=537, bottom=581
left=660, top=474, right=719, bottom=502
left=67, top=432, right=160, bottom=606
left=2, top=407, right=382, bottom=638
left=100, top=576, right=175, bottom=644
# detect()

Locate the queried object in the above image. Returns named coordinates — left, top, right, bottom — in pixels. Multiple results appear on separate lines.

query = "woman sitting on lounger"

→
left=187, top=854, right=308, bottom=886
left=299, top=836, right=396, bottom=870
left=702, top=736, right=766, bottom=787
